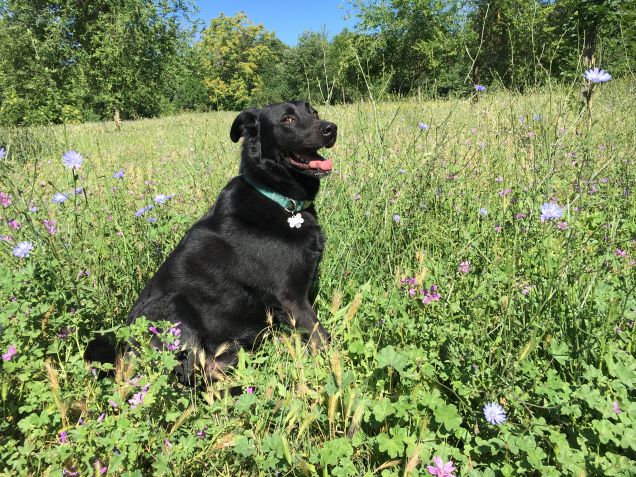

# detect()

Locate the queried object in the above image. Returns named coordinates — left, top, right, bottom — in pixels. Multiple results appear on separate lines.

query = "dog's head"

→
left=230, top=101, right=337, bottom=182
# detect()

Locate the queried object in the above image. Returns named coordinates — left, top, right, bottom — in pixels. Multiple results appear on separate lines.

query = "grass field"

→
left=1, top=82, right=635, bottom=476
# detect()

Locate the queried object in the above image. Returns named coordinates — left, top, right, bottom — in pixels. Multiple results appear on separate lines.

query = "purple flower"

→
left=615, top=249, right=627, bottom=258
left=108, top=399, right=118, bottom=408
left=246, top=387, right=254, bottom=394
left=166, top=322, right=182, bottom=351
left=612, top=401, right=621, bottom=415
left=522, top=284, right=532, bottom=295
left=149, top=326, right=158, bottom=334
left=540, top=202, right=563, bottom=221
left=584, top=67, right=611, bottom=83
left=427, top=456, right=456, bottom=477
left=59, top=431, right=69, bottom=444
left=146, top=217, right=157, bottom=223
left=458, top=261, right=470, bottom=274
left=495, top=176, right=503, bottom=183
left=474, top=84, right=486, bottom=92
left=515, top=213, right=527, bottom=220
left=52, top=192, right=69, bottom=204
left=57, top=326, right=75, bottom=339
left=62, top=150, right=84, bottom=170
left=13, top=241, right=34, bottom=258
left=418, top=122, right=429, bottom=130
left=165, top=439, right=173, bottom=449
left=1, top=235, right=13, bottom=242
left=113, top=169, right=125, bottom=179
left=484, top=402, right=507, bottom=424
left=74, top=186, right=84, bottom=195
left=393, top=214, right=401, bottom=224
left=494, top=225, right=502, bottom=233
left=479, top=207, right=488, bottom=216
left=2, top=345, right=17, bottom=361
left=7, top=219, right=20, bottom=230
left=0, top=148, right=5, bottom=159
left=135, top=205, right=154, bottom=217
left=556, top=221, right=569, bottom=230
left=353, top=193, right=361, bottom=201
left=498, top=188, right=512, bottom=197
left=43, top=219, right=58, bottom=235
left=196, top=427, right=207, bottom=438
left=153, top=194, right=173, bottom=205
left=97, top=413, right=105, bottom=422
left=128, top=386, right=149, bottom=409
left=401, top=277, right=417, bottom=286
left=63, top=467, right=79, bottom=476
left=94, top=460, right=107, bottom=475
left=421, top=285, right=441, bottom=304
left=0, top=192, right=12, bottom=207
left=533, top=114, right=542, bottom=121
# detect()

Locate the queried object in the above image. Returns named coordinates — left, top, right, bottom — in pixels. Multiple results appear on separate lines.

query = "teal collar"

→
left=242, top=176, right=312, bottom=213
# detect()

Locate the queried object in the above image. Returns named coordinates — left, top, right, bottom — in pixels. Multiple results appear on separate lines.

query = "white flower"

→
left=483, top=402, right=507, bottom=424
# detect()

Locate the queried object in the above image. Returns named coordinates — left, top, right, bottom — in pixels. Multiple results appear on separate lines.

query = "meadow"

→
left=0, top=82, right=635, bottom=476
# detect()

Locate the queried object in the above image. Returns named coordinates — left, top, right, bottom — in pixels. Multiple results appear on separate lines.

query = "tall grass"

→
left=0, top=82, right=634, bottom=476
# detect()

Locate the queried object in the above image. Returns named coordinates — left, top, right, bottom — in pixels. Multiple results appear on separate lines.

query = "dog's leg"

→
left=281, top=300, right=330, bottom=349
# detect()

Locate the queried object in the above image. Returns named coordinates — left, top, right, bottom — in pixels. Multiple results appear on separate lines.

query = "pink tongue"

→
left=308, top=159, right=333, bottom=171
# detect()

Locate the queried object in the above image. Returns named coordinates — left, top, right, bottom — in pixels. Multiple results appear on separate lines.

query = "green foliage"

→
left=1, top=83, right=636, bottom=474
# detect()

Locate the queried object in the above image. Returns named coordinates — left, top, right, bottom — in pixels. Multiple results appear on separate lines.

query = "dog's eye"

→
left=282, top=116, right=295, bottom=123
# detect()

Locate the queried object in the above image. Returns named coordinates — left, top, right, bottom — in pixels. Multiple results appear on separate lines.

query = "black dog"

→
left=85, top=101, right=336, bottom=383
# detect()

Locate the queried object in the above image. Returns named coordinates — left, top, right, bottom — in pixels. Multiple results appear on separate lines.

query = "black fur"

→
left=85, top=101, right=337, bottom=383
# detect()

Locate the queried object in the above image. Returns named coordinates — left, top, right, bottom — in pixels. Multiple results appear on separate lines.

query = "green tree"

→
left=198, top=13, right=278, bottom=110
left=0, top=0, right=196, bottom=125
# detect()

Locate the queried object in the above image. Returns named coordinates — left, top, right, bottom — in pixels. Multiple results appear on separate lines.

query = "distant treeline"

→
left=0, top=0, right=634, bottom=125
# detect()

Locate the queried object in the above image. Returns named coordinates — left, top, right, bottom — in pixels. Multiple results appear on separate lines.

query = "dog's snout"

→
left=320, top=121, right=337, bottom=137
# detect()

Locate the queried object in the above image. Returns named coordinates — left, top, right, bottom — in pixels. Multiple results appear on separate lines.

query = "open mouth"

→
left=283, top=150, right=333, bottom=177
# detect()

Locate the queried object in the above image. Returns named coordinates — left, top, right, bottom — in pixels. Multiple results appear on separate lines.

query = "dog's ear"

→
left=230, top=109, right=260, bottom=143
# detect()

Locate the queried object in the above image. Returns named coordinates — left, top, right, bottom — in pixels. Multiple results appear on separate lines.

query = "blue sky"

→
left=195, top=1, right=357, bottom=45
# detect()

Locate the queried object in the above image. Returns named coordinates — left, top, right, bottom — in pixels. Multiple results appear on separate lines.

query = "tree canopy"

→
left=0, top=0, right=634, bottom=125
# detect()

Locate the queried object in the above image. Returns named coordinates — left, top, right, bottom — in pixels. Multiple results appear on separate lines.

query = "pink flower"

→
left=246, top=387, right=254, bottom=394
left=458, top=261, right=470, bottom=274
left=165, top=439, right=173, bottom=449
left=427, top=456, right=456, bottom=477
left=612, top=401, right=621, bottom=415
left=43, top=219, right=57, bottom=235
left=557, top=221, right=569, bottom=230
left=615, top=249, right=627, bottom=258
left=94, top=460, right=107, bottom=475
left=2, top=345, right=17, bottom=361
left=59, top=431, right=69, bottom=444
left=7, top=219, right=20, bottom=230
left=0, top=192, right=12, bottom=207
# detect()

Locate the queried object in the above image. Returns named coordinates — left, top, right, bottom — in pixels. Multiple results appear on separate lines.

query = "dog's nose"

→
left=320, top=122, right=337, bottom=137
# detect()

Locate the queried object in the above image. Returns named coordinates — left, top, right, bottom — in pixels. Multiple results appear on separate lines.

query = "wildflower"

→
left=494, top=225, right=502, bottom=233
left=57, top=326, right=74, bottom=339
left=196, top=428, right=207, bottom=438
left=165, top=439, right=173, bottom=449
left=522, top=285, right=532, bottom=295
left=2, top=345, right=17, bottom=361
left=113, top=169, right=125, bottom=179
left=97, top=413, right=105, bottom=422
left=135, top=205, right=153, bottom=217
left=519, top=115, right=526, bottom=124
left=495, top=176, right=503, bottom=183
left=63, top=467, right=79, bottom=476
left=7, top=219, right=20, bottom=230
left=615, top=249, right=627, bottom=258
left=427, top=456, right=456, bottom=477
left=74, top=186, right=84, bottom=195
left=498, top=188, right=512, bottom=197
left=167, top=322, right=181, bottom=351
left=149, top=326, right=158, bottom=334
left=483, top=402, right=507, bottom=424
left=43, top=219, right=57, bottom=235
left=246, top=387, right=254, bottom=394
left=52, top=192, right=69, bottom=204
left=401, top=277, right=417, bottom=286
left=515, top=213, right=527, bottom=220
left=128, top=385, right=149, bottom=409
left=0, top=192, right=11, bottom=207
left=353, top=193, right=361, bottom=201
left=556, top=221, right=568, bottom=230
left=147, top=217, right=157, bottom=223
left=0, top=148, right=5, bottom=159
left=59, top=431, right=69, bottom=444
left=13, top=241, right=34, bottom=258
left=393, top=214, right=401, bottom=224
left=109, top=400, right=118, bottom=408
left=0, top=235, right=12, bottom=242
left=533, top=114, right=542, bottom=121
left=418, top=122, right=429, bottom=130
left=612, top=401, right=621, bottom=415
left=458, top=261, right=470, bottom=274
left=479, top=207, right=488, bottom=216
left=474, top=84, right=486, bottom=92
left=540, top=202, right=563, bottom=221
left=62, top=150, right=84, bottom=170
left=153, top=194, right=173, bottom=205
left=600, top=177, right=609, bottom=184
left=29, top=206, right=37, bottom=212
left=584, top=67, right=612, bottom=83
left=421, top=285, right=441, bottom=304
left=94, top=460, right=107, bottom=475
left=398, top=168, right=407, bottom=174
